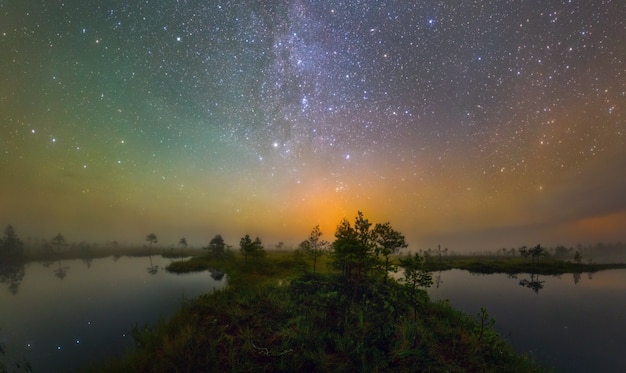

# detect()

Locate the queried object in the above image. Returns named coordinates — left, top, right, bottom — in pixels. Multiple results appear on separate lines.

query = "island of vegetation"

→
left=87, top=212, right=547, bottom=372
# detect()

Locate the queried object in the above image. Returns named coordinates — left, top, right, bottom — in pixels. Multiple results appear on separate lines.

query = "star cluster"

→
left=1, top=0, right=624, bottom=249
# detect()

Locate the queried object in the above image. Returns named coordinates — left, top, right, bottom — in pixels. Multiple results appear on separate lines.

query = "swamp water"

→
left=425, top=269, right=626, bottom=372
left=3, top=259, right=625, bottom=372
left=0, top=255, right=226, bottom=372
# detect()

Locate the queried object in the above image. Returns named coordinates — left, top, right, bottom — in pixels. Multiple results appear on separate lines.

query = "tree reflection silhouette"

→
left=147, top=254, right=159, bottom=275
left=54, top=259, right=69, bottom=280
left=519, top=272, right=544, bottom=293
left=0, top=261, right=25, bottom=295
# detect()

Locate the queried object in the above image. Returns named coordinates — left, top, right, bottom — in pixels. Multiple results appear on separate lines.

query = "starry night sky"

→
left=1, top=0, right=624, bottom=250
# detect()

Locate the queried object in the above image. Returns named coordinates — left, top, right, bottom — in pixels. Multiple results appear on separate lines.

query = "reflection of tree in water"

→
left=209, top=268, right=225, bottom=281
left=0, top=225, right=27, bottom=294
left=519, top=272, right=545, bottom=293
left=573, top=272, right=582, bottom=284
left=54, top=259, right=70, bottom=280
left=0, top=261, right=25, bottom=295
left=434, top=271, right=443, bottom=288
left=147, top=255, right=159, bottom=275
left=81, top=256, right=93, bottom=268
left=79, top=241, right=94, bottom=269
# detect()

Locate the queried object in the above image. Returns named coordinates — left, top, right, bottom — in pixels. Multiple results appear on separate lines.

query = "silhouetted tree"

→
left=518, top=245, right=529, bottom=259
left=1, top=225, right=24, bottom=259
left=206, top=234, right=226, bottom=258
left=553, top=245, right=572, bottom=259
left=298, top=225, right=329, bottom=272
left=179, top=237, right=188, bottom=256
left=52, top=233, right=65, bottom=255
left=331, top=211, right=377, bottom=284
left=145, top=233, right=157, bottom=254
left=0, top=226, right=26, bottom=293
left=528, top=244, right=548, bottom=264
left=373, top=221, right=407, bottom=282
left=251, top=237, right=265, bottom=262
left=239, top=235, right=265, bottom=265
left=574, top=250, right=582, bottom=264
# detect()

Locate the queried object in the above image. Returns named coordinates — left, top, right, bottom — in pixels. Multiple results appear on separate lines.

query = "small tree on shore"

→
left=298, top=225, right=329, bottom=272
left=574, top=250, right=582, bottom=264
left=145, top=233, right=157, bottom=255
left=239, top=235, right=265, bottom=265
left=52, top=233, right=65, bottom=255
left=373, top=222, right=407, bottom=282
left=179, top=237, right=188, bottom=256
left=206, top=234, right=226, bottom=258
left=331, top=211, right=377, bottom=283
left=1, top=225, right=24, bottom=259
left=528, top=244, right=548, bottom=264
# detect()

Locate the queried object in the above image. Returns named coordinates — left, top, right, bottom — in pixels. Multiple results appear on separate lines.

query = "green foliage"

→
left=205, top=234, right=226, bottom=257
left=331, top=211, right=378, bottom=282
left=400, top=253, right=433, bottom=291
left=298, top=225, right=329, bottom=272
left=476, top=307, right=496, bottom=343
left=0, top=225, right=24, bottom=259
left=399, top=252, right=433, bottom=320
left=373, top=222, right=408, bottom=281
left=239, top=235, right=266, bottom=265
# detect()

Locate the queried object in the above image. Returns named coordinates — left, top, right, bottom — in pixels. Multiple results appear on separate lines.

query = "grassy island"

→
left=91, top=241, right=545, bottom=372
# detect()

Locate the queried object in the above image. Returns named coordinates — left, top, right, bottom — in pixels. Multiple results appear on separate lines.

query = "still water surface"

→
left=426, top=269, right=626, bottom=373
left=0, top=255, right=226, bottom=372
left=3, top=259, right=625, bottom=372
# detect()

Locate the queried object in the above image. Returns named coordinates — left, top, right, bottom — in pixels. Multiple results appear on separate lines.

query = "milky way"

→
left=1, top=0, right=624, bottom=250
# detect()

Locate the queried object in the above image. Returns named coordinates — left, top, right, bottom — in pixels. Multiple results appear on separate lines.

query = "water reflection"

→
left=0, top=260, right=26, bottom=295
left=53, top=259, right=70, bottom=280
left=209, top=268, right=225, bottom=281
left=518, top=272, right=545, bottom=293
left=433, top=271, right=443, bottom=288
left=425, top=269, right=626, bottom=373
left=81, top=256, right=93, bottom=269
left=1, top=255, right=227, bottom=372
left=147, top=255, right=159, bottom=275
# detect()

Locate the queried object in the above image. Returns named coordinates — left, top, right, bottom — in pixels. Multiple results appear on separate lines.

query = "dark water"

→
left=0, top=255, right=226, bottom=372
left=425, top=269, right=626, bottom=373
left=4, top=259, right=624, bottom=372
